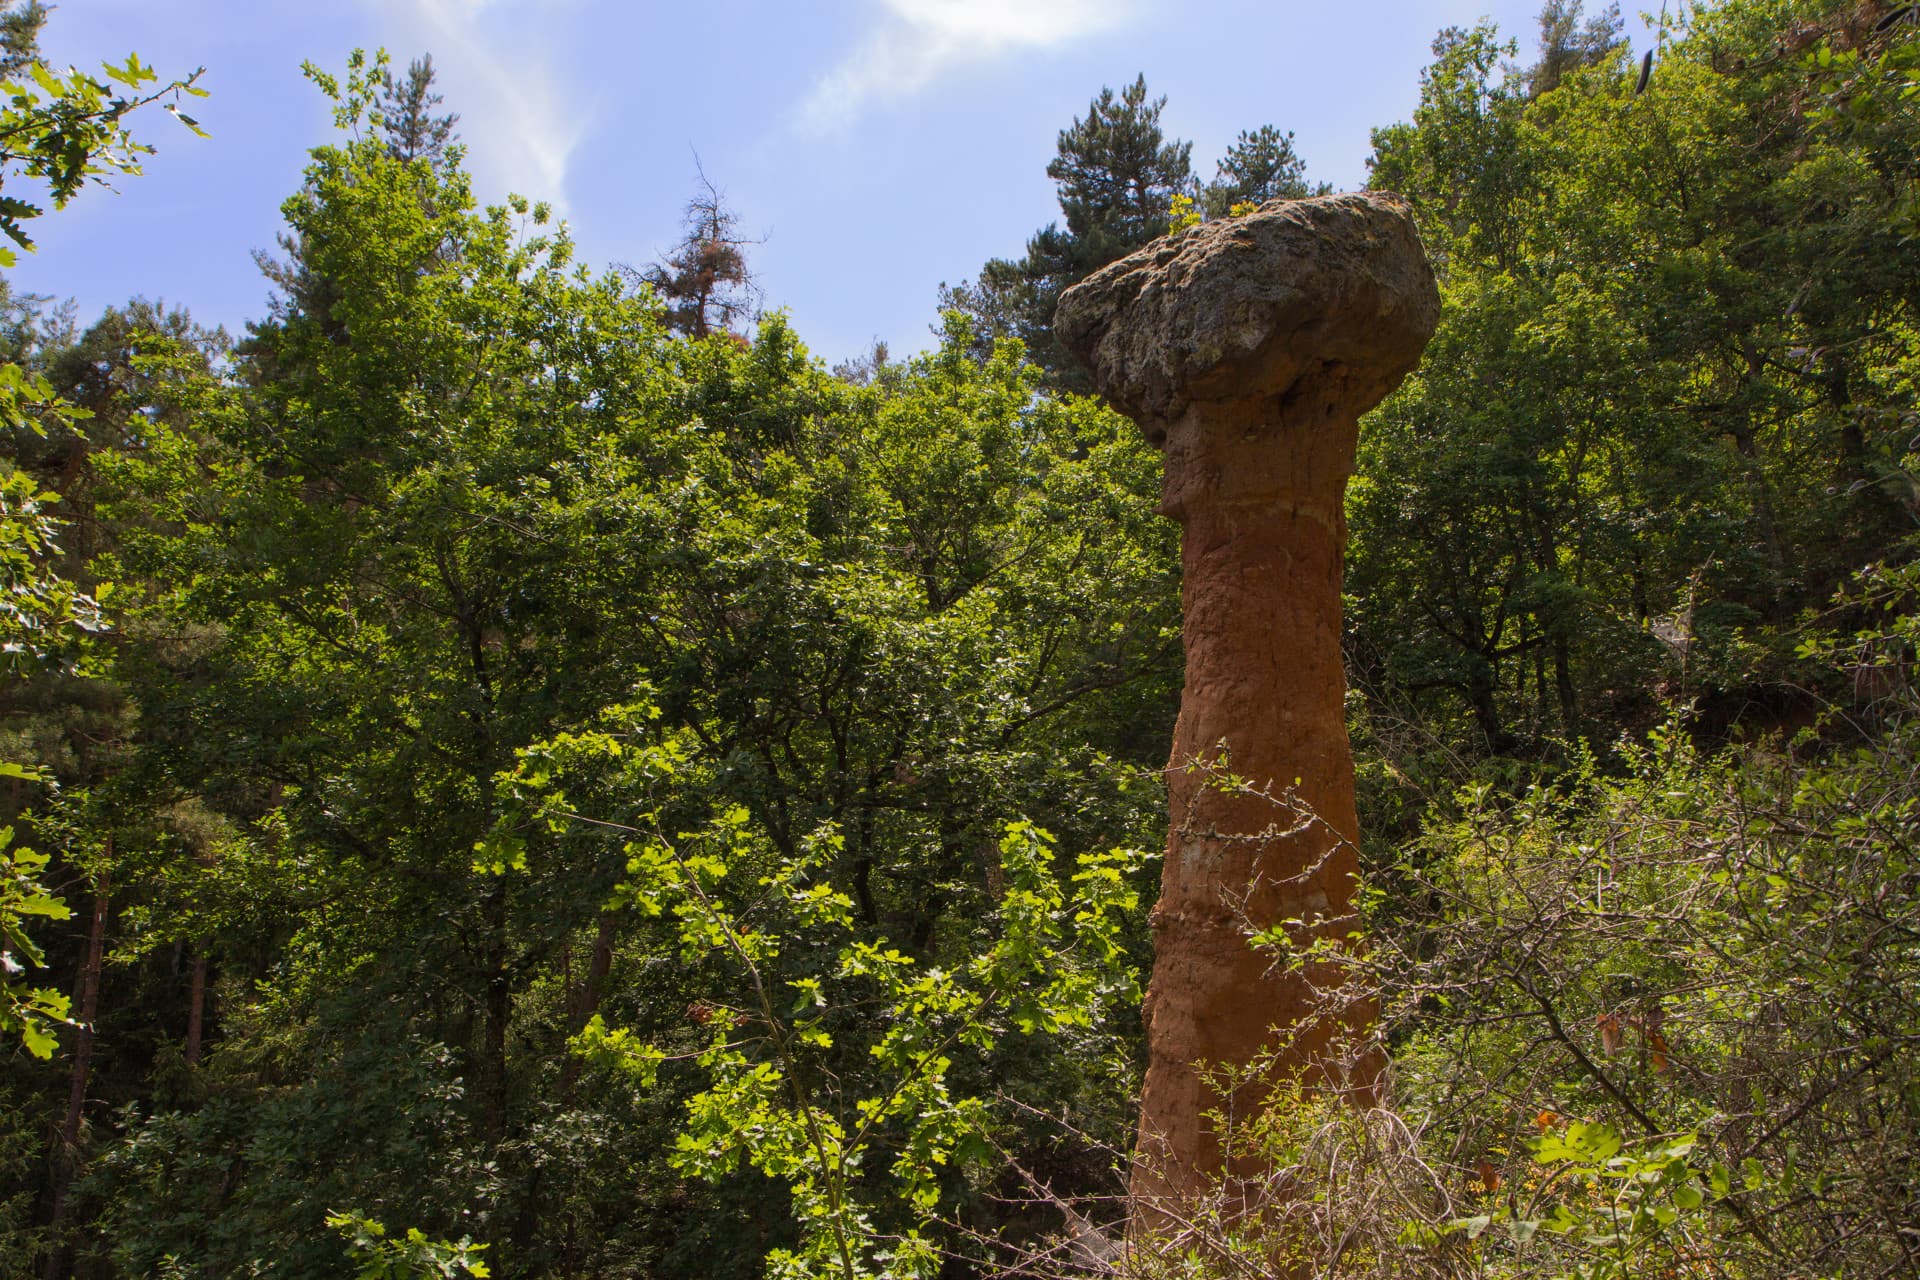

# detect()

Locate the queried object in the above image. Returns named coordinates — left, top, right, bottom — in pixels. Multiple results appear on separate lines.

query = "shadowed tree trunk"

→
left=185, top=941, right=208, bottom=1066
left=42, top=857, right=109, bottom=1280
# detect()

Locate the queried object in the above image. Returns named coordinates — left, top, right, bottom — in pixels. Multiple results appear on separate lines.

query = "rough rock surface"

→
left=1057, top=193, right=1439, bottom=1217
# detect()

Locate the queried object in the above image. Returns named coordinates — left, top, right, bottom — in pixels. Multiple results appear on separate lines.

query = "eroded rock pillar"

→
left=1056, top=193, right=1439, bottom=1215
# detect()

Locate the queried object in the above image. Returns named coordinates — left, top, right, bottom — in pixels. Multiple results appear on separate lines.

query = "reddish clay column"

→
left=1056, top=193, right=1439, bottom=1214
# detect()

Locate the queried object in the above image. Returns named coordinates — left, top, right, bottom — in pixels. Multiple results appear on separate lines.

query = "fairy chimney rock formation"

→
left=1057, top=192, right=1439, bottom=1213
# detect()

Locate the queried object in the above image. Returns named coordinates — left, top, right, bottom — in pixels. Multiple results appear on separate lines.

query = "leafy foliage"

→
left=0, top=7, right=198, bottom=1068
left=511, top=714, right=1149, bottom=1280
left=327, top=1211, right=490, bottom=1279
left=11, top=2, right=1920, bottom=1276
left=0, top=815, right=69, bottom=1056
left=1353, top=0, right=1920, bottom=764
left=0, top=51, right=204, bottom=264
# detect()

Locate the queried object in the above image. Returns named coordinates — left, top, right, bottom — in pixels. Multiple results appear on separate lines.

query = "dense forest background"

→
left=2, top=0, right=1917, bottom=1275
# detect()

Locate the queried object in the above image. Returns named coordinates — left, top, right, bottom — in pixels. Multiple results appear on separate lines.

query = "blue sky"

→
left=13, top=0, right=1652, bottom=366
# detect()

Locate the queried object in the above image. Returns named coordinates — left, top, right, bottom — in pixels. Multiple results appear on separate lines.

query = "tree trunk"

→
left=1467, top=652, right=1509, bottom=753
left=560, top=911, right=617, bottom=1101
left=185, top=940, right=208, bottom=1066
left=579, top=912, right=614, bottom=1030
left=42, top=859, right=109, bottom=1280
left=480, top=878, right=510, bottom=1145
left=1554, top=636, right=1578, bottom=737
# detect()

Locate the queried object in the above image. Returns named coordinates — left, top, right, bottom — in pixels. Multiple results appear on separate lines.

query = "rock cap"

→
left=1056, top=192, right=1440, bottom=436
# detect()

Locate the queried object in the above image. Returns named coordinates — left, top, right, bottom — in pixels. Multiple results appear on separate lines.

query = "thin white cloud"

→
left=800, top=0, right=1141, bottom=133
left=364, top=0, right=585, bottom=215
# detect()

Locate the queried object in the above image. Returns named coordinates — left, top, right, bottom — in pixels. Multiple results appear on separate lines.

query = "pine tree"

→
left=1046, top=74, right=1194, bottom=260
left=1201, top=125, right=1322, bottom=218
left=0, top=1, right=46, bottom=80
left=1527, top=0, right=1626, bottom=96
left=251, top=51, right=460, bottom=349
left=942, top=75, right=1192, bottom=389
left=376, top=53, right=460, bottom=168
left=631, top=176, right=760, bottom=340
